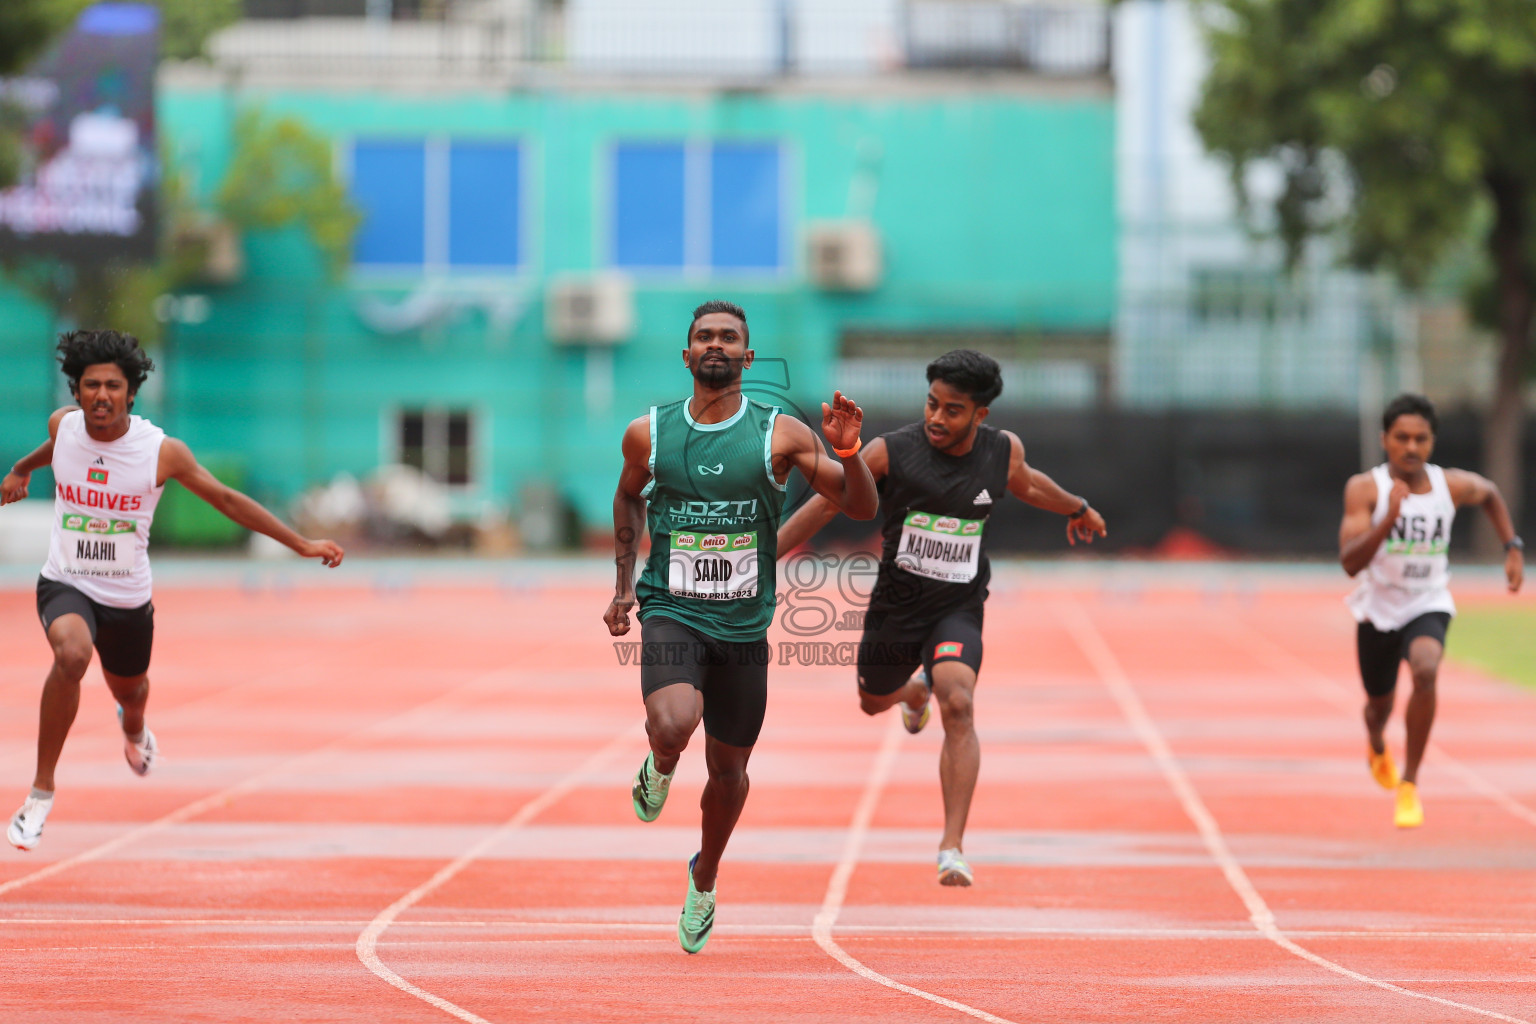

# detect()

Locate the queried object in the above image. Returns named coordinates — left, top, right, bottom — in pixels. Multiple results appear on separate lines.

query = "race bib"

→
left=895, top=511, right=982, bottom=583
left=1378, top=515, right=1450, bottom=590
left=59, top=514, right=137, bottom=578
left=668, top=530, right=760, bottom=600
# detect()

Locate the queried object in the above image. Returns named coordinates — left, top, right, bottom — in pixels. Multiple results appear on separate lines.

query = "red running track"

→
left=0, top=565, right=1532, bottom=1023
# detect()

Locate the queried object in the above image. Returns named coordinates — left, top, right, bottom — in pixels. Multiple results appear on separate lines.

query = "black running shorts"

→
left=637, top=615, right=768, bottom=749
left=1356, top=611, right=1450, bottom=698
left=36, top=576, right=154, bottom=678
left=856, top=602, right=985, bottom=697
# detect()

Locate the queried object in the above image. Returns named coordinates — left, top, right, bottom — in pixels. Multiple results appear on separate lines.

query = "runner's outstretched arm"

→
left=1446, top=469, right=1524, bottom=593
left=158, top=438, right=343, bottom=566
left=1, top=407, right=76, bottom=505
left=605, top=415, right=652, bottom=636
left=776, top=436, right=888, bottom=553
left=775, top=391, right=878, bottom=521
left=1003, top=431, right=1105, bottom=546
left=1339, top=473, right=1405, bottom=576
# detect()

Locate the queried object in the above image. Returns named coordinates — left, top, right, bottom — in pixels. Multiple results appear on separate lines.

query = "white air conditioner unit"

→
left=806, top=221, right=882, bottom=292
left=546, top=273, right=635, bottom=344
left=172, top=215, right=244, bottom=285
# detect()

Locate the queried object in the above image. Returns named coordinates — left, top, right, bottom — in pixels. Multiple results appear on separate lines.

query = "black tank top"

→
left=869, top=422, right=1012, bottom=624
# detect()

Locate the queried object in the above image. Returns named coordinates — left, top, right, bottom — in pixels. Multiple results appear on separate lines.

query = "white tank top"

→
left=1346, top=463, right=1456, bottom=631
left=41, top=410, right=166, bottom=608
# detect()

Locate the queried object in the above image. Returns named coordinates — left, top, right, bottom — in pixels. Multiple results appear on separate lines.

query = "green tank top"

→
left=635, top=396, right=787, bottom=642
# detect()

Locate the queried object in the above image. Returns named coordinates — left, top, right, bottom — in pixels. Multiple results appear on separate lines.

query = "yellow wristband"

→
left=833, top=438, right=862, bottom=458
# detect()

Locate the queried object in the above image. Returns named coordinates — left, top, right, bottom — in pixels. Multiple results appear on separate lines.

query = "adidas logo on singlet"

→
left=973, top=489, right=993, bottom=506
left=92, top=457, right=105, bottom=466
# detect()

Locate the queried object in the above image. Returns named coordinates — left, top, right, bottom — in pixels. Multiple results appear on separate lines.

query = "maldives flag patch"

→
left=87, top=468, right=109, bottom=484
left=935, top=641, right=963, bottom=660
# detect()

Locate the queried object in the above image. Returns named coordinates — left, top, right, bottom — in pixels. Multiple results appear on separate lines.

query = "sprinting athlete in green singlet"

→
left=605, top=300, right=878, bottom=954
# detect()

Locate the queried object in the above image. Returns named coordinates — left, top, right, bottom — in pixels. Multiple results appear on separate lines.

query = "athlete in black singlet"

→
left=776, top=350, right=1106, bottom=885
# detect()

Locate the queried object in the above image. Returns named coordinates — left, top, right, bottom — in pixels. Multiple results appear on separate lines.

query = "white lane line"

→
left=1434, top=753, right=1536, bottom=828
left=18, top=929, right=1536, bottom=955
left=812, top=713, right=1020, bottom=1024
left=1061, top=602, right=1531, bottom=1024
left=0, top=667, right=526, bottom=900
left=7, top=916, right=1536, bottom=942
left=1228, top=616, right=1536, bottom=829
left=355, top=722, right=638, bottom=1024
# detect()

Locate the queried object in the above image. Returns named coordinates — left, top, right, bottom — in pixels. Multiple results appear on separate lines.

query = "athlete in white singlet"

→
left=0, top=330, right=345, bottom=851
left=1339, top=394, right=1523, bottom=829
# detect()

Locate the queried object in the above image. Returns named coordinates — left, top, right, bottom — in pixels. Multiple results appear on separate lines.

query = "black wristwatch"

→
left=1506, top=536, right=1525, bottom=553
left=1069, top=499, right=1090, bottom=520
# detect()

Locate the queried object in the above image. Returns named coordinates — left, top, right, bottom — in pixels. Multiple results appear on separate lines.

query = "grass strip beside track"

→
left=1450, top=604, right=1536, bottom=690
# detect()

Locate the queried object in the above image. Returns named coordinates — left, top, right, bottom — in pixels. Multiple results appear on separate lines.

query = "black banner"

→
left=0, top=3, right=159, bottom=263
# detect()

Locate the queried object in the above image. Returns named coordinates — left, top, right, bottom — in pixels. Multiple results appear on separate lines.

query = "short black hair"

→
left=1382, top=393, right=1437, bottom=434
left=57, top=330, right=156, bottom=402
left=926, top=349, right=1003, bottom=407
left=689, top=300, right=749, bottom=345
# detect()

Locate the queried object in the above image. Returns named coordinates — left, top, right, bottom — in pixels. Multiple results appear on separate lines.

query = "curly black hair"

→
left=57, top=330, right=156, bottom=406
left=689, top=299, right=749, bottom=345
left=1382, top=393, right=1437, bottom=434
left=927, top=349, right=1003, bottom=407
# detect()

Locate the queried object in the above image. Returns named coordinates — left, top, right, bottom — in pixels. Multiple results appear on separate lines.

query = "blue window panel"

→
left=710, top=144, right=781, bottom=271
left=449, top=141, right=520, bottom=267
left=614, top=143, right=686, bottom=268
left=352, top=140, right=426, bottom=267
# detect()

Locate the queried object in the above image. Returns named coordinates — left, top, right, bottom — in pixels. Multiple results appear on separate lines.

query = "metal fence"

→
left=213, top=1, right=1111, bottom=81
left=905, top=1, right=1110, bottom=75
left=1115, top=280, right=1416, bottom=412
left=837, top=357, right=1102, bottom=411
left=211, top=15, right=529, bottom=80
left=244, top=0, right=456, bottom=17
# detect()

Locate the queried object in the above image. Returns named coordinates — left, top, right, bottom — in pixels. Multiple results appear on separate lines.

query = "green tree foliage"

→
left=216, top=109, right=363, bottom=279
left=150, top=0, right=241, bottom=62
left=0, top=0, right=87, bottom=75
left=0, top=100, right=27, bottom=189
left=1194, top=0, right=1536, bottom=524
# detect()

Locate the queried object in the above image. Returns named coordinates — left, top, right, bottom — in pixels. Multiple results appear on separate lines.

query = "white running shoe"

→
left=937, top=847, right=973, bottom=887
left=125, top=728, right=157, bottom=777
left=8, top=795, right=53, bottom=851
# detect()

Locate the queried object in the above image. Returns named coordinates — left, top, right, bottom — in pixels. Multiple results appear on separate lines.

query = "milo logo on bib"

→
left=62, top=514, right=135, bottom=534
left=669, top=530, right=760, bottom=600
left=896, top=510, right=984, bottom=583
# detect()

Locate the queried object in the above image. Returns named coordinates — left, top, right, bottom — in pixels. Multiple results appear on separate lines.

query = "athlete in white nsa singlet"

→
left=1346, top=462, right=1456, bottom=632
left=1339, top=394, right=1523, bottom=830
